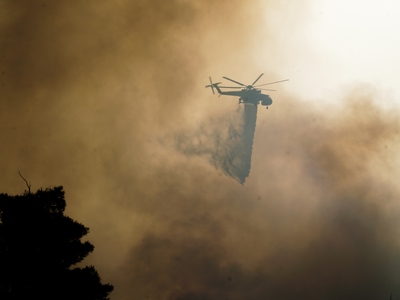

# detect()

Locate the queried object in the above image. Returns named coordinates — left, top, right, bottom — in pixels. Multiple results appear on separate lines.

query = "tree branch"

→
left=18, top=171, right=31, bottom=193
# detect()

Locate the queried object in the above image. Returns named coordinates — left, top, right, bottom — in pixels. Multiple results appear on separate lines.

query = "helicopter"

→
left=206, top=73, right=288, bottom=109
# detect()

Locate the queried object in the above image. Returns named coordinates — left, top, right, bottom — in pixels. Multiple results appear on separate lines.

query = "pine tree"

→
left=0, top=186, right=113, bottom=299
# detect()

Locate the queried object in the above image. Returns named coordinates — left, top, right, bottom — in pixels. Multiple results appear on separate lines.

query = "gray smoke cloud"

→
left=2, top=1, right=400, bottom=300
left=113, top=91, right=400, bottom=300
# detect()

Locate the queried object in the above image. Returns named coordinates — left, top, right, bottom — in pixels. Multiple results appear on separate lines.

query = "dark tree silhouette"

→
left=0, top=186, right=113, bottom=299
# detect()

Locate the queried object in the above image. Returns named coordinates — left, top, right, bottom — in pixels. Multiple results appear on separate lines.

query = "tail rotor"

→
left=205, top=77, right=220, bottom=94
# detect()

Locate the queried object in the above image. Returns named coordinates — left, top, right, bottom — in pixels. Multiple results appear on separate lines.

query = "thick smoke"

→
left=114, top=91, right=400, bottom=300
left=173, top=104, right=257, bottom=184
left=2, top=1, right=400, bottom=300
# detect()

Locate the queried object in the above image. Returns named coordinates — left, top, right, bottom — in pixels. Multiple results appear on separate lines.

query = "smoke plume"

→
left=1, top=1, right=400, bottom=300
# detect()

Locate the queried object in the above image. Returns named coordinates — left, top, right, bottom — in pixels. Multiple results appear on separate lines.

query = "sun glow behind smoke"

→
left=264, top=0, right=400, bottom=105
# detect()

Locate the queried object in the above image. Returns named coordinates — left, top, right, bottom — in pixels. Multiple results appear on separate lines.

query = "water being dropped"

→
left=174, top=104, right=258, bottom=184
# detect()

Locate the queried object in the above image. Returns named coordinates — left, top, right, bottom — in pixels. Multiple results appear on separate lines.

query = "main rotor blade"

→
left=259, top=88, right=276, bottom=91
left=252, top=73, right=264, bottom=85
left=254, top=79, right=289, bottom=87
left=222, top=76, right=246, bottom=87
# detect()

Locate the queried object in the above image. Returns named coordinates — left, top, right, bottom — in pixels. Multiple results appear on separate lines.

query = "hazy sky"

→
left=1, top=1, right=400, bottom=299
left=269, top=0, right=400, bottom=104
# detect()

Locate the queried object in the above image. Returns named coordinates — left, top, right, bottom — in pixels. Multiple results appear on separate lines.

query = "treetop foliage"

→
left=0, top=186, right=113, bottom=300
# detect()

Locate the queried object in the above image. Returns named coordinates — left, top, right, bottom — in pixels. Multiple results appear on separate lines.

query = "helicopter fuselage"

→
left=214, top=86, right=272, bottom=107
